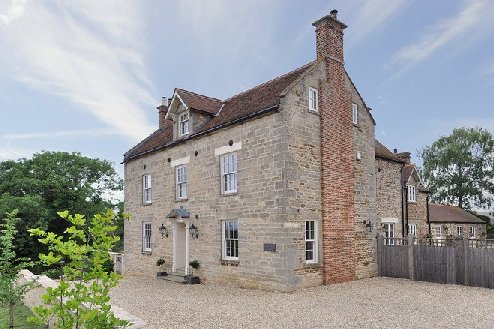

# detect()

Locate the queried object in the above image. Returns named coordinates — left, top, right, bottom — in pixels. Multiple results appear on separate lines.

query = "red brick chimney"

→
left=313, top=10, right=356, bottom=284
left=157, top=97, right=169, bottom=129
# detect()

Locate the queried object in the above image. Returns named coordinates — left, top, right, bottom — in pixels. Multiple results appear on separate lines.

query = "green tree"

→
left=0, top=210, right=36, bottom=329
left=28, top=209, right=129, bottom=329
left=0, top=151, right=122, bottom=272
left=421, top=127, right=494, bottom=209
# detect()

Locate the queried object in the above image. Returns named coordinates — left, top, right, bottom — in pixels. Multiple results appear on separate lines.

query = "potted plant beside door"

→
left=186, top=260, right=200, bottom=284
left=156, top=258, right=167, bottom=277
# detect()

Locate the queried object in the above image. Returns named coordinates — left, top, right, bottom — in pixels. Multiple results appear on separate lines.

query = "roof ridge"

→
left=176, top=88, right=223, bottom=102
left=224, top=61, right=315, bottom=102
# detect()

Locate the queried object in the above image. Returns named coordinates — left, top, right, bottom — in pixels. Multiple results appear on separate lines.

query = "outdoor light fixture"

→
left=363, top=220, right=372, bottom=232
left=159, top=223, right=168, bottom=238
left=189, top=224, right=199, bottom=239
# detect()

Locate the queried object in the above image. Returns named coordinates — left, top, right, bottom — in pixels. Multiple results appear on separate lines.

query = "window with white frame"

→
left=142, top=174, right=152, bottom=204
left=383, top=223, right=395, bottom=245
left=221, top=153, right=237, bottom=194
left=308, top=87, right=318, bottom=112
left=407, top=185, right=416, bottom=203
left=176, top=165, right=187, bottom=199
left=179, top=112, right=189, bottom=136
left=456, top=225, right=463, bottom=237
left=305, top=220, right=318, bottom=263
left=222, top=221, right=238, bottom=260
left=469, top=226, right=476, bottom=238
left=408, top=223, right=417, bottom=237
left=435, top=226, right=442, bottom=239
left=142, top=222, right=152, bottom=252
left=352, top=103, right=358, bottom=125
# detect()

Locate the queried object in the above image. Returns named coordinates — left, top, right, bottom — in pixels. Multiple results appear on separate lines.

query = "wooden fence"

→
left=377, top=235, right=494, bottom=289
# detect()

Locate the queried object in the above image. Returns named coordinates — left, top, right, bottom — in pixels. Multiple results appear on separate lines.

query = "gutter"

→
left=123, top=103, right=280, bottom=163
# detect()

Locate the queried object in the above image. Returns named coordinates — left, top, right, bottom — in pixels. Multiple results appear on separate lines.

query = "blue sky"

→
left=1, top=0, right=494, bottom=178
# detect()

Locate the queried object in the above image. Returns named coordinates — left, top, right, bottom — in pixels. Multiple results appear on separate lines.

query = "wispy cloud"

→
left=1, top=128, right=119, bottom=140
left=0, top=1, right=155, bottom=141
left=0, top=0, right=27, bottom=25
left=391, top=0, right=493, bottom=72
left=347, top=0, right=408, bottom=47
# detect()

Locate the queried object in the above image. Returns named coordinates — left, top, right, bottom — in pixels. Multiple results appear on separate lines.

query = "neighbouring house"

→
left=429, top=204, right=487, bottom=240
left=375, top=142, right=429, bottom=244
left=122, top=10, right=423, bottom=291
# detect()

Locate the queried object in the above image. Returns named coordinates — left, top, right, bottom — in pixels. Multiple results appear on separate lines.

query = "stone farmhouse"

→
left=123, top=10, right=430, bottom=291
left=429, top=204, right=486, bottom=240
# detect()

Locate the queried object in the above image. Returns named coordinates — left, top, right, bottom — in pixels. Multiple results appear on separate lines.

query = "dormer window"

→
left=179, top=112, right=189, bottom=136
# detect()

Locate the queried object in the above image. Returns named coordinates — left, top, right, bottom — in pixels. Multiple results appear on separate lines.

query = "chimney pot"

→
left=330, top=9, right=338, bottom=19
left=393, top=148, right=398, bottom=154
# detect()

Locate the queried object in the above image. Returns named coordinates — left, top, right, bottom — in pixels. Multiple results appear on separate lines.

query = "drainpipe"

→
left=400, top=163, right=406, bottom=238
left=426, top=195, right=431, bottom=236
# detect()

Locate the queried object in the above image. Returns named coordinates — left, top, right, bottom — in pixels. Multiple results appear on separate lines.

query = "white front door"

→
left=172, top=222, right=189, bottom=274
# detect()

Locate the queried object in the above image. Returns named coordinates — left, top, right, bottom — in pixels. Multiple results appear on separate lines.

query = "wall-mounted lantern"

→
left=159, top=224, right=168, bottom=238
left=189, top=224, right=199, bottom=239
left=363, top=220, right=373, bottom=232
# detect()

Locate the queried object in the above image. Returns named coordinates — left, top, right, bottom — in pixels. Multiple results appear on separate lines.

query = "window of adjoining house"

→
left=179, top=112, right=189, bottom=136
left=352, top=103, right=358, bottom=125
left=308, top=87, right=318, bottom=112
left=142, top=222, right=152, bottom=252
left=222, top=221, right=239, bottom=260
left=305, top=220, right=318, bottom=263
left=142, top=174, right=152, bottom=204
left=456, top=225, right=463, bottom=237
left=221, top=153, right=237, bottom=194
left=407, top=185, right=416, bottom=203
left=408, top=224, right=417, bottom=237
left=435, top=226, right=442, bottom=239
left=383, top=223, right=395, bottom=245
left=176, top=165, right=187, bottom=199
left=469, top=226, right=476, bottom=238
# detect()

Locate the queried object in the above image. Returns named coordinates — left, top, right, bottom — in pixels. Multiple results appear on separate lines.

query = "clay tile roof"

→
left=176, top=88, right=222, bottom=115
left=402, top=164, right=414, bottom=182
left=429, top=204, right=486, bottom=224
left=123, top=61, right=314, bottom=162
left=375, top=140, right=404, bottom=163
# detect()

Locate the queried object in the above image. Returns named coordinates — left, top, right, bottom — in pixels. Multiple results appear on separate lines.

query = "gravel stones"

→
left=110, top=276, right=494, bottom=329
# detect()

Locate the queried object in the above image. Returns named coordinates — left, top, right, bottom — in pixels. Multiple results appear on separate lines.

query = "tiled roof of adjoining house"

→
left=176, top=88, right=222, bottom=115
left=402, top=164, right=415, bottom=182
left=375, top=140, right=404, bottom=163
left=429, top=204, right=486, bottom=224
left=123, top=61, right=315, bottom=162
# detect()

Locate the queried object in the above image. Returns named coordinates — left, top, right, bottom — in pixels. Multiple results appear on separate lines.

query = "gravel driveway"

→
left=110, top=276, right=494, bottom=329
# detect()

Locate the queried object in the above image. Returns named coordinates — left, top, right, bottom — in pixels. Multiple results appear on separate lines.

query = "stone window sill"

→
left=304, top=262, right=321, bottom=268
left=220, top=259, right=239, bottom=266
left=141, top=251, right=152, bottom=256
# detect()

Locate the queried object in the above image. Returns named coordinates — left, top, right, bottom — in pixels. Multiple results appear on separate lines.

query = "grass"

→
left=0, top=303, right=44, bottom=329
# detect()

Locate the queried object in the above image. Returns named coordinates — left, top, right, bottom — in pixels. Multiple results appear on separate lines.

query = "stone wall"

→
left=124, top=99, right=326, bottom=290
left=349, top=77, right=377, bottom=279
left=406, top=174, right=429, bottom=238
left=431, top=223, right=487, bottom=239
left=376, top=158, right=403, bottom=237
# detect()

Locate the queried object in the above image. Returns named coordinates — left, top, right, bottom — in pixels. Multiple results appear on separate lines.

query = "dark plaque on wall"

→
left=263, top=243, right=276, bottom=252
